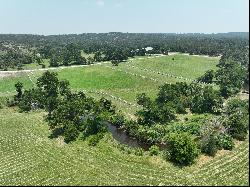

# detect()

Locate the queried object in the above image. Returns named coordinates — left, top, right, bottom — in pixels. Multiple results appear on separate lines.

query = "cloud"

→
left=96, top=0, right=105, bottom=6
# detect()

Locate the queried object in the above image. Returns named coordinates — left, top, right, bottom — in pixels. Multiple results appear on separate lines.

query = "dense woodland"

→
left=0, top=32, right=249, bottom=68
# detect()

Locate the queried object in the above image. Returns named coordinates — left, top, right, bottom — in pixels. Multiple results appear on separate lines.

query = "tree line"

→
left=0, top=32, right=248, bottom=69
left=197, top=45, right=249, bottom=96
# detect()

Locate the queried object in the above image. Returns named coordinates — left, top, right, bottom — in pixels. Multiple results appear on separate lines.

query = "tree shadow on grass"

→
left=163, top=153, right=193, bottom=169
left=48, top=127, right=64, bottom=139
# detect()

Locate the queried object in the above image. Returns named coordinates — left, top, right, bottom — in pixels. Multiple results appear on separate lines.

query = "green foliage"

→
left=93, top=51, right=103, bottom=62
left=0, top=107, right=249, bottom=185
left=166, top=132, right=200, bottom=165
left=226, top=112, right=248, bottom=141
left=190, top=84, right=223, bottom=114
left=75, top=56, right=87, bottom=65
left=99, top=97, right=116, bottom=113
left=149, top=145, right=160, bottom=156
left=82, top=116, right=107, bottom=139
left=111, top=61, right=119, bottom=66
left=46, top=44, right=82, bottom=67
left=157, top=82, right=190, bottom=112
left=15, top=71, right=71, bottom=114
left=110, top=113, right=126, bottom=128
left=136, top=89, right=181, bottom=126
left=136, top=101, right=176, bottom=126
left=200, top=132, right=234, bottom=156
left=47, top=92, right=110, bottom=143
left=216, top=47, right=249, bottom=97
left=216, top=134, right=234, bottom=150
left=87, top=133, right=104, bottom=146
left=104, top=49, right=128, bottom=64
left=18, top=89, right=42, bottom=112
left=14, top=81, right=23, bottom=102
left=63, top=121, right=80, bottom=143
left=11, top=71, right=115, bottom=143
left=167, top=121, right=202, bottom=136
left=197, top=70, right=215, bottom=84
left=222, top=98, right=249, bottom=141
left=0, top=50, right=34, bottom=70
left=201, top=134, right=218, bottom=157
left=225, top=98, right=249, bottom=116
left=216, top=58, right=246, bottom=98
left=134, top=147, right=144, bottom=156
left=137, top=93, right=152, bottom=108
left=135, top=124, right=166, bottom=144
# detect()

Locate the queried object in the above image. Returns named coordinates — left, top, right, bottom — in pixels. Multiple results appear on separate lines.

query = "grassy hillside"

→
left=0, top=54, right=220, bottom=116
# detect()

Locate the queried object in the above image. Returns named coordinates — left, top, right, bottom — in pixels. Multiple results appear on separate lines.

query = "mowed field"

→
left=0, top=54, right=249, bottom=185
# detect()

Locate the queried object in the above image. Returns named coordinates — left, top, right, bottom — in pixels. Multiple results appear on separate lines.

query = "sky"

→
left=0, top=0, right=249, bottom=35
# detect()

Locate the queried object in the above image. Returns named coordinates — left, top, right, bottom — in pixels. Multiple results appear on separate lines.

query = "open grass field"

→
left=0, top=54, right=249, bottom=185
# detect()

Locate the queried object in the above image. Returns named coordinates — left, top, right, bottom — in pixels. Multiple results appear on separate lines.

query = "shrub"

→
left=216, top=134, right=234, bottom=150
left=117, top=144, right=133, bottom=154
left=226, top=112, right=248, bottom=141
left=14, top=81, right=23, bottom=102
left=87, top=133, right=104, bottom=146
left=166, top=132, right=199, bottom=165
left=110, top=113, right=126, bottom=127
left=167, top=121, right=202, bottom=136
left=6, top=98, right=17, bottom=107
left=201, top=134, right=218, bottom=157
left=225, top=98, right=249, bottom=116
left=134, top=147, right=144, bottom=156
left=149, top=145, right=160, bottom=156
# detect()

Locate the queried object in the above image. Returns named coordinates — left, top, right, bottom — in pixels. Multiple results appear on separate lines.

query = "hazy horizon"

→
left=0, top=0, right=249, bottom=35
left=0, top=32, right=249, bottom=36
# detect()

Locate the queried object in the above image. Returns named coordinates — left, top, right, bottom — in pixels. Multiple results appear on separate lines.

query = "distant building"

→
left=145, top=47, right=153, bottom=51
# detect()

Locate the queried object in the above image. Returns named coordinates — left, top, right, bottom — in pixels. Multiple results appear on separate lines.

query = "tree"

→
left=166, top=132, right=199, bottom=165
left=136, top=101, right=176, bottom=126
left=87, top=56, right=94, bottom=64
left=137, top=93, right=151, bottom=108
left=99, top=97, right=115, bottom=113
left=75, top=56, right=87, bottom=65
left=14, top=81, right=23, bottom=102
left=93, top=51, right=103, bottom=62
left=197, top=70, right=215, bottom=84
left=201, top=134, right=218, bottom=156
left=216, top=58, right=246, bottom=98
left=190, top=85, right=223, bottom=114
left=36, top=71, right=61, bottom=115
left=50, top=55, right=60, bottom=67
left=156, top=82, right=189, bottom=110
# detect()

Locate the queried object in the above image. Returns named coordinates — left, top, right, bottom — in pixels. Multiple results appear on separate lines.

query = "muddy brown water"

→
left=106, top=122, right=167, bottom=151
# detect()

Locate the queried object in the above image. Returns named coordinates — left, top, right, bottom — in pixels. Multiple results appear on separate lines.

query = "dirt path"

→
left=0, top=62, right=110, bottom=78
